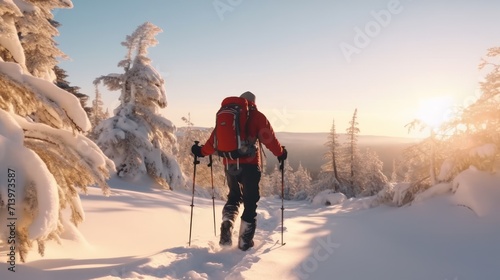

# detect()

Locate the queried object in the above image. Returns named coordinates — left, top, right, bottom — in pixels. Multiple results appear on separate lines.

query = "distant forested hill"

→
left=177, top=128, right=419, bottom=179
left=268, top=132, right=419, bottom=179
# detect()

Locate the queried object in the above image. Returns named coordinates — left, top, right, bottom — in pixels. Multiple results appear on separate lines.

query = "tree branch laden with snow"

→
left=0, top=0, right=113, bottom=262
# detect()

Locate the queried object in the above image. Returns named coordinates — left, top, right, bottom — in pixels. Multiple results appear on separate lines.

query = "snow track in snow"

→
left=108, top=199, right=285, bottom=280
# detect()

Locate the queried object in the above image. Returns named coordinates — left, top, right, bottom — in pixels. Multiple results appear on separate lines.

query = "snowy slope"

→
left=1, top=171, right=500, bottom=280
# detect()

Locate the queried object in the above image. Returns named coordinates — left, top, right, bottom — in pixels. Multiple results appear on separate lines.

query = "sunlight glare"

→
left=416, top=96, right=454, bottom=129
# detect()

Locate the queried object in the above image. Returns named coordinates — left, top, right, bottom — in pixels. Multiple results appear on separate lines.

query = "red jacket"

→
left=201, top=102, right=284, bottom=166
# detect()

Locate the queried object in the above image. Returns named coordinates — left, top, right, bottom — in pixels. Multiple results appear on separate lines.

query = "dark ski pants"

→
left=222, top=164, right=261, bottom=224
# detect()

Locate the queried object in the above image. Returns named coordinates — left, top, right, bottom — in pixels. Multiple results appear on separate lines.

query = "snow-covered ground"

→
left=1, top=169, right=500, bottom=280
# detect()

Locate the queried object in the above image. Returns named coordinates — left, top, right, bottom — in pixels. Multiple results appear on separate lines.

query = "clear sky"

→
left=54, top=0, right=500, bottom=137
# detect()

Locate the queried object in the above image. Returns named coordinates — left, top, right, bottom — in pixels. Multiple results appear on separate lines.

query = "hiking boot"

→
left=238, top=220, right=256, bottom=251
left=219, top=220, right=233, bottom=247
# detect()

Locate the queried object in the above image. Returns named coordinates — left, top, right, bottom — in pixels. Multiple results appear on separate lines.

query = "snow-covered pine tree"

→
left=94, top=22, right=185, bottom=190
left=459, top=47, right=500, bottom=169
left=340, top=108, right=362, bottom=197
left=347, top=109, right=359, bottom=187
left=0, top=0, right=113, bottom=261
left=390, top=159, right=397, bottom=183
left=177, top=114, right=226, bottom=198
left=282, top=161, right=295, bottom=200
left=357, top=148, right=388, bottom=196
left=54, top=65, right=91, bottom=115
left=266, top=164, right=282, bottom=197
left=259, top=171, right=273, bottom=197
left=16, top=0, right=71, bottom=81
left=0, top=0, right=26, bottom=66
left=318, top=118, right=342, bottom=193
left=293, top=162, right=312, bottom=200
left=87, top=85, right=109, bottom=140
left=402, top=116, right=452, bottom=202
left=395, top=137, right=437, bottom=203
left=406, top=119, right=439, bottom=185
left=477, top=47, right=500, bottom=133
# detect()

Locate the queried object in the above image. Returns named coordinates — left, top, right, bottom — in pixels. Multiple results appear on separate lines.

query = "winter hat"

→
left=240, top=91, right=256, bottom=103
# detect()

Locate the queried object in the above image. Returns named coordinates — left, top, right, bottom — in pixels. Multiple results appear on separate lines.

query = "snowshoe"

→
left=219, top=220, right=233, bottom=247
left=238, top=220, right=256, bottom=251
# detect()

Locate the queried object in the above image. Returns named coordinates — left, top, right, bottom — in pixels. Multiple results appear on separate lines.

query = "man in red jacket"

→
left=192, top=91, right=287, bottom=251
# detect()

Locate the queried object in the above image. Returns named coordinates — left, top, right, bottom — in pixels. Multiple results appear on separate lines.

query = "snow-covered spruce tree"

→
left=373, top=115, right=444, bottom=205
left=54, top=65, right=91, bottom=116
left=177, top=114, right=226, bottom=198
left=406, top=120, right=440, bottom=185
left=263, top=164, right=282, bottom=197
left=16, top=0, right=71, bottom=80
left=0, top=0, right=113, bottom=262
left=285, top=163, right=294, bottom=199
left=279, top=161, right=295, bottom=200
left=94, top=22, right=185, bottom=190
left=318, top=118, right=342, bottom=193
left=259, top=171, right=273, bottom=197
left=477, top=48, right=500, bottom=136
left=293, top=162, right=312, bottom=200
left=385, top=134, right=442, bottom=205
left=87, top=86, right=109, bottom=140
left=334, top=108, right=362, bottom=197
left=357, top=148, right=388, bottom=196
left=401, top=123, right=441, bottom=184
left=347, top=109, right=361, bottom=193
left=390, top=159, right=398, bottom=183
left=0, top=1, right=26, bottom=66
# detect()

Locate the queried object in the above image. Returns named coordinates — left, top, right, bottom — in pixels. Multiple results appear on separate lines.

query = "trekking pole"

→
left=280, top=146, right=286, bottom=246
left=189, top=141, right=200, bottom=246
left=208, top=155, right=216, bottom=236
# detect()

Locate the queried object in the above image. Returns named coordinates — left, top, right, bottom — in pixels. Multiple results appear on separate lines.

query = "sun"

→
left=415, top=96, right=454, bottom=129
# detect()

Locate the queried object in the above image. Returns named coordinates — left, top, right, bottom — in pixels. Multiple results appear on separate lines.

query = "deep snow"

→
left=1, top=169, right=500, bottom=280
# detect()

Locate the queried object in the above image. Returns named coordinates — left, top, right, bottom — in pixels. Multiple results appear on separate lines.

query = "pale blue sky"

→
left=54, top=0, right=500, bottom=137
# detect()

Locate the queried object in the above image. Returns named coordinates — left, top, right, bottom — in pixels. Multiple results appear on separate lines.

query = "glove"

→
left=191, top=144, right=205, bottom=158
left=277, top=147, right=287, bottom=162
